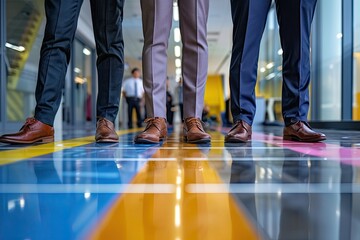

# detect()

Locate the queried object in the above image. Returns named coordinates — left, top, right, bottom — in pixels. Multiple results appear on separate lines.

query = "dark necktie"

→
left=134, top=80, right=138, bottom=98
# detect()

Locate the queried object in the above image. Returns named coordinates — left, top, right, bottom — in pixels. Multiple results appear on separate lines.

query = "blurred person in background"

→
left=122, top=68, right=144, bottom=129
left=176, top=77, right=184, bottom=122
left=166, top=78, right=174, bottom=126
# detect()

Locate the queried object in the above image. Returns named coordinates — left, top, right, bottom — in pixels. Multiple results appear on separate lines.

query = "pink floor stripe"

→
left=251, top=133, right=360, bottom=165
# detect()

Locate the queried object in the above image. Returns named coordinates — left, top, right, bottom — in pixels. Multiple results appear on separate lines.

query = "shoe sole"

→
left=0, top=136, right=54, bottom=144
left=283, top=135, right=326, bottom=142
left=224, top=135, right=251, bottom=143
left=96, top=138, right=119, bottom=143
left=134, top=137, right=166, bottom=144
left=184, top=136, right=211, bottom=144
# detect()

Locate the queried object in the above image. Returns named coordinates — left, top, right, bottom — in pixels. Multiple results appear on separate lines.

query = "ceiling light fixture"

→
left=5, top=42, right=25, bottom=52
left=173, top=2, right=179, bottom=21
left=266, top=62, right=274, bottom=69
left=174, top=28, right=181, bottom=42
left=175, top=58, right=181, bottom=68
left=174, top=46, right=181, bottom=57
left=336, top=33, right=343, bottom=39
left=83, top=48, right=91, bottom=56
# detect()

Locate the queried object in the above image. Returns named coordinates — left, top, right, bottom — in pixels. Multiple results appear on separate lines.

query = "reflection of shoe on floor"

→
left=283, top=121, right=326, bottom=142
left=183, top=147, right=209, bottom=159
left=134, top=117, right=167, bottom=144
left=226, top=142, right=255, bottom=183
left=183, top=117, right=211, bottom=144
left=0, top=117, right=54, bottom=144
left=225, top=142, right=252, bottom=158
left=225, top=120, right=252, bottom=143
left=95, top=118, right=119, bottom=143
left=148, top=161, right=168, bottom=169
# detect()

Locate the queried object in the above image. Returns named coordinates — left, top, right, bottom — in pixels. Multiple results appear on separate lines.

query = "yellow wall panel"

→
left=204, top=75, right=225, bottom=120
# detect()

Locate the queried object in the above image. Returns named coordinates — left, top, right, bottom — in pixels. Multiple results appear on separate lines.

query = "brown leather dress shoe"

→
left=225, top=120, right=252, bottom=143
left=183, top=118, right=211, bottom=143
left=134, top=117, right=167, bottom=144
left=95, top=118, right=119, bottom=143
left=0, top=117, right=54, bottom=144
left=283, top=121, right=326, bottom=142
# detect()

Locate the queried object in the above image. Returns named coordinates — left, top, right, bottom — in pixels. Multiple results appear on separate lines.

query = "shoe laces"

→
left=230, top=120, right=249, bottom=132
left=301, top=121, right=313, bottom=129
left=97, top=118, right=107, bottom=126
left=144, top=118, right=163, bottom=131
left=97, top=118, right=114, bottom=127
left=186, top=118, right=204, bottom=131
left=20, top=117, right=36, bottom=131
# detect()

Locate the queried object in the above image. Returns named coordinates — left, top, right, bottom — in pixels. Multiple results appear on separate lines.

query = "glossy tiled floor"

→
left=1, top=125, right=360, bottom=240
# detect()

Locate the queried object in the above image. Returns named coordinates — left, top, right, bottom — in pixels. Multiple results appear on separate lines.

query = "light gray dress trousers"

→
left=140, top=0, right=209, bottom=120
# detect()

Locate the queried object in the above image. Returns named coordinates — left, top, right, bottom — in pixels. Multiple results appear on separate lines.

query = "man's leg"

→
left=127, top=98, right=134, bottom=129
left=276, top=0, right=317, bottom=125
left=134, top=0, right=172, bottom=143
left=179, top=0, right=209, bottom=120
left=277, top=0, right=325, bottom=142
left=225, top=0, right=271, bottom=143
left=90, top=0, right=125, bottom=142
left=35, top=0, right=84, bottom=126
left=90, top=0, right=125, bottom=123
left=134, top=100, right=142, bottom=127
left=166, top=103, right=173, bottom=126
left=140, top=0, right=172, bottom=118
left=0, top=0, right=83, bottom=144
left=179, top=103, right=184, bottom=122
left=229, top=0, right=271, bottom=125
left=178, top=0, right=211, bottom=143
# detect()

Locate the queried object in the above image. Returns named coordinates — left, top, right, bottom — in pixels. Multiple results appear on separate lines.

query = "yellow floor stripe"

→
left=0, top=128, right=140, bottom=166
left=90, top=132, right=261, bottom=240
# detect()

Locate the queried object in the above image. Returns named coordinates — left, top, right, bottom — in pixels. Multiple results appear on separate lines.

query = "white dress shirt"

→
left=122, top=78, right=144, bottom=98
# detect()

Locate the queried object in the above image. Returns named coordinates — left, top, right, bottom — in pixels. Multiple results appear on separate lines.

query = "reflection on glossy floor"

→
left=1, top=125, right=360, bottom=240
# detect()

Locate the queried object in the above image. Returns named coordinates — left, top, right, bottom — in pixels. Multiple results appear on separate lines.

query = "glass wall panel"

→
left=258, top=1, right=343, bottom=123
left=0, top=1, right=5, bottom=130
left=6, top=0, right=44, bottom=122
left=316, top=0, right=342, bottom=120
left=72, top=39, right=93, bottom=125
left=353, top=0, right=360, bottom=120
left=5, top=1, right=95, bottom=126
left=257, top=7, right=283, bottom=122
